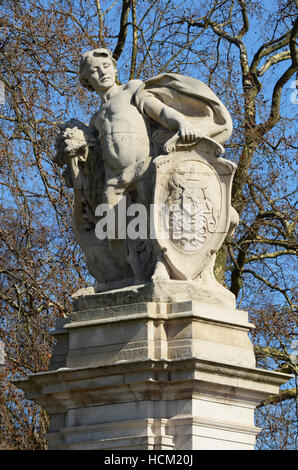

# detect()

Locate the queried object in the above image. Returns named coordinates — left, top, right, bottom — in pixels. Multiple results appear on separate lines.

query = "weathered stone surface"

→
left=15, top=354, right=289, bottom=450
left=14, top=298, right=290, bottom=450
left=72, top=275, right=236, bottom=312
left=54, top=48, right=237, bottom=299
left=52, top=300, right=255, bottom=370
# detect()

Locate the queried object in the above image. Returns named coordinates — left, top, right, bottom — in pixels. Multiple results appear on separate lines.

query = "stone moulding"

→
left=14, top=357, right=290, bottom=450
left=13, top=298, right=291, bottom=450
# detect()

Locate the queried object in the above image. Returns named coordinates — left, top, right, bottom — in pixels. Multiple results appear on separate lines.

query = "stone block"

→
left=13, top=296, right=290, bottom=450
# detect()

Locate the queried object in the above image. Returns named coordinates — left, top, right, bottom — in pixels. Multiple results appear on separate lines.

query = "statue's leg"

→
left=135, top=177, right=170, bottom=281
left=135, top=176, right=152, bottom=206
left=103, top=184, right=132, bottom=279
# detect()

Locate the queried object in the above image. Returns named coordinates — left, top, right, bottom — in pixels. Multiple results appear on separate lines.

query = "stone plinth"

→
left=14, top=286, right=290, bottom=450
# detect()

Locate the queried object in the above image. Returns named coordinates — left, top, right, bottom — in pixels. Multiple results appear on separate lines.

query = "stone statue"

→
left=16, top=50, right=285, bottom=455
left=54, top=48, right=238, bottom=306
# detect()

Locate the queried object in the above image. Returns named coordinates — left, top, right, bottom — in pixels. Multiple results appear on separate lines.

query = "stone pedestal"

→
left=15, top=286, right=290, bottom=450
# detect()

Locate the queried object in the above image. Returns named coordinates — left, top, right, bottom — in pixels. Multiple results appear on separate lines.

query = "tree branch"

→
left=245, top=249, right=296, bottom=264
left=237, top=238, right=296, bottom=250
left=113, top=0, right=131, bottom=61
left=129, top=0, right=138, bottom=79
left=257, top=388, right=297, bottom=408
left=242, top=269, right=295, bottom=308
left=236, top=0, right=249, bottom=39
left=94, top=0, right=106, bottom=47
left=250, top=31, right=291, bottom=73
left=254, top=345, right=290, bottom=363
left=260, top=17, right=298, bottom=133
left=257, top=50, right=291, bottom=76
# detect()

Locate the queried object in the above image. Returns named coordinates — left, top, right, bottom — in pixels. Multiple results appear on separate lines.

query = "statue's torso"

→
left=94, top=81, right=151, bottom=174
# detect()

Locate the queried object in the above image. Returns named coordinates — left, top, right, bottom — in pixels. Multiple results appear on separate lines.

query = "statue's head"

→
left=79, top=48, right=117, bottom=93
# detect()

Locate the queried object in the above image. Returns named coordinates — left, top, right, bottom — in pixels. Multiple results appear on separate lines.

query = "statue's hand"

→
left=178, top=121, right=203, bottom=144
left=163, top=122, right=206, bottom=154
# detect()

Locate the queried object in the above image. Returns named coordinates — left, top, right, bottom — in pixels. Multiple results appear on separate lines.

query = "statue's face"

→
left=84, top=55, right=116, bottom=93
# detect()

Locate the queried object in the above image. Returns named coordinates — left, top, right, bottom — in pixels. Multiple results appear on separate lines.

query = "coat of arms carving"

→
left=153, top=139, right=237, bottom=280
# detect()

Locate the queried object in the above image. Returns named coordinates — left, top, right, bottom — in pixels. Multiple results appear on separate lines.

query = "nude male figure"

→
left=79, top=48, right=204, bottom=275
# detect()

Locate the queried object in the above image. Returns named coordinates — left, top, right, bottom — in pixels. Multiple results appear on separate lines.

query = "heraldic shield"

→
left=152, top=138, right=237, bottom=281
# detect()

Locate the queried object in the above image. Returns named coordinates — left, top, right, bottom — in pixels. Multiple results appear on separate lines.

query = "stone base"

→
left=14, top=291, right=290, bottom=450
left=74, top=277, right=236, bottom=311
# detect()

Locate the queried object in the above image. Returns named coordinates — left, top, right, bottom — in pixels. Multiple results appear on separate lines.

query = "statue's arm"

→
left=88, top=112, right=99, bottom=137
left=139, top=92, right=203, bottom=144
